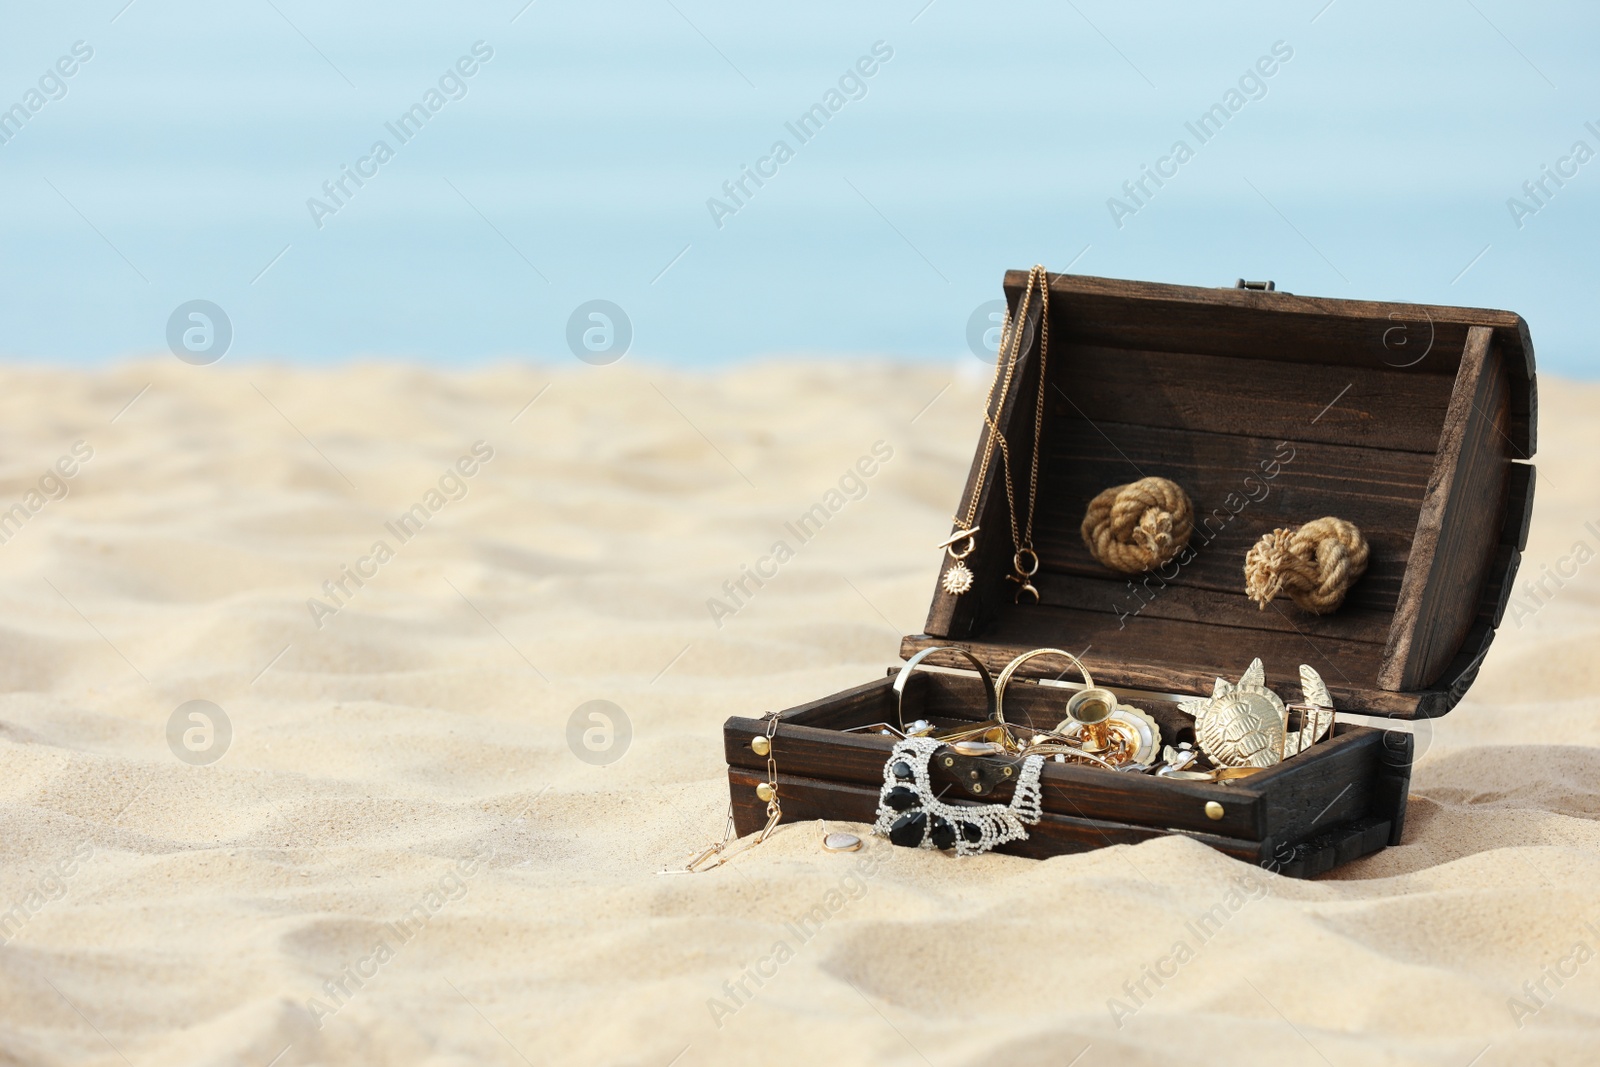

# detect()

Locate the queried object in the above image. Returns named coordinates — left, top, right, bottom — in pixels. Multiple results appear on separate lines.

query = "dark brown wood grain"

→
left=1504, top=463, right=1536, bottom=552
left=1380, top=327, right=1512, bottom=690
left=910, top=274, right=1533, bottom=719
left=1426, top=469, right=1529, bottom=710
left=1054, top=343, right=1453, bottom=454
left=1270, top=817, right=1393, bottom=878
left=1038, top=574, right=1394, bottom=645
left=725, top=716, right=1263, bottom=839
left=1035, top=419, right=1430, bottom=611
left=901, top=615, right=1435, bottom=717
left=728, top=767, right=1393, bottom=877
left=1002, top=271, right=1534, bottom=457
left=727, top=766, right=1268, bottom=863
left=730, top=667, right=1397, bottom=843
left=1373, top=729, right=1414, bottom=847
left=1485, top=545, right=1521, bottom=628
left=1247, top=726, right=1383, bottom=845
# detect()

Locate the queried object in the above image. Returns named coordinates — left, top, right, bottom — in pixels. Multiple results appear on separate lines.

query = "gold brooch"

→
left=1178, top=660, right=1338, bottom=769
left=1178, top=658, right=1286, bottom=769
left=1284, top=665, right=1336, bottom=756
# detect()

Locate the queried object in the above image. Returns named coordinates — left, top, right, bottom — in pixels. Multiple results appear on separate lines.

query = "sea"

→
left=1, top=0, right=1595, bottom=375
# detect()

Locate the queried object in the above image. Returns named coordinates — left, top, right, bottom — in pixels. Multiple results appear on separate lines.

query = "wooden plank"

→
left=724, top=716, right=1265, bottom=840
left=1269, top=817, right=1392, bottom=878
left=1054, top=343, right=1454, bottom=454
left=1379, top=326, right=1513, bottom=690
left=1373, top=729, right=1413, bottom=847
left=1431, top=618, right=1499, bottom=716
left=727, top=767, right=1269, bottom=864
left=901, top=628, right=1443, bottom=718
left=729, top=766, right=1393, bottom=877
left=1427, top=473, right=1529, bottom=711
left=1503, top=463, right=1536, bottom=551
left=1035, top=419, right=1432, bottom=611
left=1249, top=727, right=1383, bottom=845
left=1485, top=545, right=1521, bottom=628
left=1397, top=487, right=1523, bottom=712
left=1040, top=573, right=1395, bottom=646
left=1008, top=271, right=1534, bottom=458
left=1520, top=358, right=1537, bottom=456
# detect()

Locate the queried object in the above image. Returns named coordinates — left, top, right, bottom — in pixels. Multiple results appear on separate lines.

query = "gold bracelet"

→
left=893, top=645, right=996, bottom=732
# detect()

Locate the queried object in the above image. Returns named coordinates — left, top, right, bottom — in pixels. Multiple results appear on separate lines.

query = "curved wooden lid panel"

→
left=912, top=272, right=1536, bottom=720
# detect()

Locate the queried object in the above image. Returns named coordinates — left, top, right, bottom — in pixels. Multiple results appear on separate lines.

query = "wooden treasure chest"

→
left=722, top=271, right=1536, bottom=877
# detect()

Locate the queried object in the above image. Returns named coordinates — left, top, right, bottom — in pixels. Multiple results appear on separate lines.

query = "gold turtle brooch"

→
left=1178, top=659, right=1336, bottom=770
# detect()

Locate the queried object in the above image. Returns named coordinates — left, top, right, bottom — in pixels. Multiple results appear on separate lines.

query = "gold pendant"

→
left=1008, top=548, right=1041, bottom=604
left=941, top=561, right=974, bottom=595
left=937, top=526, right=979, bottom=596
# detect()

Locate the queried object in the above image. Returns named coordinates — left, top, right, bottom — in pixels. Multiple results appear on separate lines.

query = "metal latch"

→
left=935, top=748, right=1023, bottom=797
left=1235, top=279, right=1276, bottom=291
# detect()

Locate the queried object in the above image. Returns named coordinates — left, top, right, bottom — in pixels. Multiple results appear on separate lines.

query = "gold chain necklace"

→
left=665, top=713, right=781, bottom=874
left=940, top=265, right=1050, bottom=603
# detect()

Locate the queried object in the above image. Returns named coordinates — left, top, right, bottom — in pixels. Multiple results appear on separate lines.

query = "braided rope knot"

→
left=1244, top=516, right=1369, bottom=614
left=1081, top=477, right=1193, bottom=574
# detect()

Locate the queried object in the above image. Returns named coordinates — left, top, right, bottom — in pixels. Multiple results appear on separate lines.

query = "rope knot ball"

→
left=1080, top=477, right=1193, bottom=574
left=1244, top=516, right=1369, bottom=614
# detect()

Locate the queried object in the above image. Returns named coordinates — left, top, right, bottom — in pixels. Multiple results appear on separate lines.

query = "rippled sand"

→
left=1, top=359, right=1596, bottom=1066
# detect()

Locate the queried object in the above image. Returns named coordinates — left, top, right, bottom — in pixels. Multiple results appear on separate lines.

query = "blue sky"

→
left=1, top=0, right=1595, bottom=374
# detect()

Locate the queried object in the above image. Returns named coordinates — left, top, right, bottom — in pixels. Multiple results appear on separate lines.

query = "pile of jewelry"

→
left=1168, top=658, right=1338, bottom=778
left=868, top=649, right=1339, bottom=855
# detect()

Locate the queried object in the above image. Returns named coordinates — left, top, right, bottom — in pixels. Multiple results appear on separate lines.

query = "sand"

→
left=1, top=358, right=1597, bottom=1067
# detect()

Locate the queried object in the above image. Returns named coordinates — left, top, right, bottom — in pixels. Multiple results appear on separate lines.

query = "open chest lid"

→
left=902, top=272, right=1537, bottom=720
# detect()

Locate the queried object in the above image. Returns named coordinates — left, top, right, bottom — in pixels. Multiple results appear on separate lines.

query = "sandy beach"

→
left=1, top=358, right=1597, bottom=1067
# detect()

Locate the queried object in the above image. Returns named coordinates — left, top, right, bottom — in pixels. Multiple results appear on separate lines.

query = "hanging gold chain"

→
left=952, top=266, right=1050, bottom=595
left=956, top=268, right=1041, bottom=533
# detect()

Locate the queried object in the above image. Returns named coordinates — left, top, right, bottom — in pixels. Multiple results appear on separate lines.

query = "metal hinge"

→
left=1235, top=279, right=1276, bottom=291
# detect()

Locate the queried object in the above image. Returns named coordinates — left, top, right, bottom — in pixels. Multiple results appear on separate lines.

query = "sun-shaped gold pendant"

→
left=941, top=561, right=974, bottom=595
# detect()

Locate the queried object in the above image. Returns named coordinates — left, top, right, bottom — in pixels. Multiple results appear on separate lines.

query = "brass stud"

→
left=756, top=782, right=775, bottom=802
left=1204, top=801, right=1224, bottom=821
left=750, top=736, right=771, bottom=756
left=943, top=756, right=954, bottom=767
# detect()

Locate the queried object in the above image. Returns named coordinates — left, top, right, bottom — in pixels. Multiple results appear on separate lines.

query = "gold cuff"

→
left=894, top=646, right=997, bottom=732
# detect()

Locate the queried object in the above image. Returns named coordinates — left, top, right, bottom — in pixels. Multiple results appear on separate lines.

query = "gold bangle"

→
left=994, top=648, right=1095, bottom=727
left=893, top=646, right=997, bottom=732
